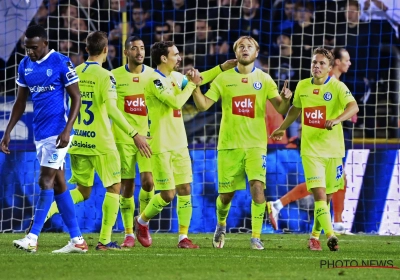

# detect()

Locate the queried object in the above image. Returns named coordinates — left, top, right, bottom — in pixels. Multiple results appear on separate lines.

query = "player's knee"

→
left=141, top=178, right=154, bottom=192
left=38, top=176, right=54, bottom=190
left=219, top=193, right=234, bottom=204
left=161, top=190, right=175, bottom=203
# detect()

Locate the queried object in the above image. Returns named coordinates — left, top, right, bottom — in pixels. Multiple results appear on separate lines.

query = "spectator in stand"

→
left=273, top=0, right=296, bottom=35
left=32, top=2, right=49, bottom=28
left=153, top=23, right=173, bottom=43
left=287, top=1, right=324, bottom=81
left=335, top=0, right=380, bottom=134
left=184, top=19, right=218, bottom=72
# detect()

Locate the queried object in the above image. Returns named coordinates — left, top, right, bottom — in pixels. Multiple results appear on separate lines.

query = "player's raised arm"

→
left=200, top=59, right=237, bottom=85
left=269, top=80, right=292, bottom=115
left=0, top=86, right=29, bottom=154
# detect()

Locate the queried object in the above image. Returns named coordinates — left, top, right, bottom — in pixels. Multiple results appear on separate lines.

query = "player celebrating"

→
left=270, top=47, right=359, bottom=251
left=267, top=48, right=354, bottom=235
left=134, top=41, right=236, bottom=249
left=110, top=36, right=155, bottom=248
left=68, top=31, right=151, bottom=250
left=192, top=36, right=292, bottom=250
left=0, top=25, right=88, bottom=253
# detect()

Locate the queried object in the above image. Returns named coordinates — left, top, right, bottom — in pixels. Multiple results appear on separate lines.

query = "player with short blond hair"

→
left=192, top=36, right=292, bottom=250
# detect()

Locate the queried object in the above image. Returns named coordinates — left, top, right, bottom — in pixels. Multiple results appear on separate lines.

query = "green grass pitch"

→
left=0, top=233, right=399, bottom=280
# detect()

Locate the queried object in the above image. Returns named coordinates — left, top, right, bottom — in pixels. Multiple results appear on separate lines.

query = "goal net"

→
left=1, top=0, right=399, bottom=235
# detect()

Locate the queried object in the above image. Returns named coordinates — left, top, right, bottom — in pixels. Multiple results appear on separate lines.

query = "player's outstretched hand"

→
left=325, top=119, right=340, bottom=130
left=220, top=59, right=238, bottom=71
left=280, top=80, right=292, bottom=100
left=56, top=130, right=70, bottom=149
left=0, top=134, right=11, bottom=154
left=133, top=134, right=152, bottom=158
left=270, top=128, right=286, bottom=141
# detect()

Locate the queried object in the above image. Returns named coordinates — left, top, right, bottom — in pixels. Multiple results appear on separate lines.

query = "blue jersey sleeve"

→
left=60, top=58, right=79, bottom=87
left=181, top=75, right=188, bottom=90
left=16, top=59, right=27, bottom=87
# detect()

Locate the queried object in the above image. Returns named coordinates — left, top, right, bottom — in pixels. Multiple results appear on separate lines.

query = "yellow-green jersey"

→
left=69, top=61, right=118, bottom=155
left=111, top=64, right=153, bottom=143
left=205, top=67, right=279, bottom=150
left=144, top=70, right=196, bottom=154
left=292, top=76, right=356, bottom=158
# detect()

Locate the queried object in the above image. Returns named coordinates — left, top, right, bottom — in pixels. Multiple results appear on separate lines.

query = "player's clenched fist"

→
left=324, top=119, right=340, bottom=130
left=280, top=80, right=292, bottom=100
left=187, top=68, right=202, bottom=85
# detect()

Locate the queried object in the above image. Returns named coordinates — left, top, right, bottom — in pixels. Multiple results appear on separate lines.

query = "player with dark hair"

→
left=134, top=41, right=236, bottom=249
left=192, top=36, right=292, bottom=250
left=0, top=25, right=87, bottom=253
left=271, top=47, right=359, bottom=251
left=110, top=36, right=155, bottom=248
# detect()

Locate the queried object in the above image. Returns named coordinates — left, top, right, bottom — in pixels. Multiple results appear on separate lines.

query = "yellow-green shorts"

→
left=151, top=147, right=192, bottom=191
left=116, top=143, right=152, bottom=179
left=218, top=148, right=267, bottom=193
left=69, top=150, right=121, bottom=188
left=302, top=156, right=344, bottom=195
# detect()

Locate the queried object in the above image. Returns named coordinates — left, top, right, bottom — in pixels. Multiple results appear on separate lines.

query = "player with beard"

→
left=191, top=36, right=292, bottom=250
left=133, top=41, right=236, bottom=249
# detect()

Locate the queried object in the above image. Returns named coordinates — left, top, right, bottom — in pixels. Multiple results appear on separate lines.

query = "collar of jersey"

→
left=85, top=61, right=99, bottom=65
left=311, top=76, right=331, bottom=85
left=34, top=49, right=55, bottom=64
left=234, top=66, right=256, bottom=74
left=155, top=69, right=166, bottom=78
left=125, top=64, right=145, bottom=73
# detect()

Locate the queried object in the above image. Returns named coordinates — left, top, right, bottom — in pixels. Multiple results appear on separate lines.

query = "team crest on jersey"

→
left=46, top=69, right=52, bottom=77
left=323, top=92, right=332, bottom=101
left=253, top=81, right=262, bottom=90
left=133, top=77, right=139, bottom=83
left=153, top=79, right=164, bottom=90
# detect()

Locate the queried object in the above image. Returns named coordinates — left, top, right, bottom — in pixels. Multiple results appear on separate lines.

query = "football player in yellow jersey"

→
left=192, top=36, right=292, bottom=250
left=134, top=41, right=236, bottom=249
left=111, top=36, right=155, bottom=248
left=271, top=47, right=359, bottom=251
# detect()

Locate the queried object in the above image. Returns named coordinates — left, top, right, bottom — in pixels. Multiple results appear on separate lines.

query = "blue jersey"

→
left=16, top=50, right=79, bottom=141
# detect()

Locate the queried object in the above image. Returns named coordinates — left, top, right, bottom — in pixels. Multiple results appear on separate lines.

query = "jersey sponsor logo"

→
left=156, top=178, right=170, bottom=185
left=303, top=106, right=326, bottom=129
left=153, top=79, right=164, bottom=90
left=66, top=61, right=75, bottom=71
left=226, top=84, right=237, bottom=87
left=46, top=69, right=52, bottom=77
left=173, top=109, right=181, bottom=118
left=74, top=129, right=96, bottom=138
left=323, top=92, right=332, bottom=101
left=345, top=90, right=352, bottom=96
left=306, top=176, right=323, bottom=184
left=336, top=165, right=343, bottom=180
left=253, top=81, right=262, bottom=90
left=70, top=140, right=96, bottom=149
left=29, top=85, right=55, bottom=93
left=110, top=75, right=116, bottom=85
left=133, top=77, right=139, bottom=83
left=242, top=78, right=248, bottom=83
left=66, top=70, right=77, bottom=80
left=313, top=89, right=319, bottom=95
left=232, top=95, right=256, bottom=118
left=124, top=94, right=147, bottom=116
left=25, top=68, right=33, bottom=76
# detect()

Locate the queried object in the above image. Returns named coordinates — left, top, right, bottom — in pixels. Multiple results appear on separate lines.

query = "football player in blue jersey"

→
left=0, top=25, right=88, bottom=253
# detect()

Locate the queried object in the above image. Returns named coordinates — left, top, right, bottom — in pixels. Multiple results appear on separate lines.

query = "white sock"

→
left=138, top=215, right=149, bottom=225
left=27, top=233, right=38, bottom=241
left=274, top=199, right=284, bottom=211
left=125, top=233, right=135, bottom=238
left=71, top=236, right=84, bottom=244
left=179, top=234, right=188, bottom=242
left=217, top=225, right=226, bottom=232
left=310, top=235, right=319, bottom=240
